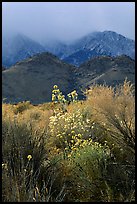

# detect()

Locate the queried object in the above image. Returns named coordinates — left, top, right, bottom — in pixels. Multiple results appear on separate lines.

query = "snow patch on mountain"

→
left=2, top=31, right=135, bottom=68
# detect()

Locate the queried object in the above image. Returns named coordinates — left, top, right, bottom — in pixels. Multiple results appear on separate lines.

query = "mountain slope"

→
left=2, top=33, right=46, bottom=68
left=2, top=31, right=135, bottom=68
left=63, top=31, right=135, bottom=66
left=43, top=40, right=69, bottom=58
left=2, top=53, right=135, bottom=104
left=75, top=55, right=135, bottom=89
left=2, top=52, right=75, bottom=104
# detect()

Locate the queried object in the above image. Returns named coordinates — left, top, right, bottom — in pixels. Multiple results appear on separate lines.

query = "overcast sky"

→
left=2, top=2, right=135, bottom=43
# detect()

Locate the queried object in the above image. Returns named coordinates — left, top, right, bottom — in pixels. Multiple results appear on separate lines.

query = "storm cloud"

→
left=2, top=2, right=135, bottom=43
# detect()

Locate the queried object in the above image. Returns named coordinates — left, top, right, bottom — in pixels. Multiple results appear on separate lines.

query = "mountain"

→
left=62, top=49, right=107, bottom=67
left=43, top=40, right=69, bottom=58
left=62, top=31, right=135, bottom=66
left=2, top=33, right=46, bottom=68
left=2, top=52, right=75, bottom=104
left=75, top=55, right=135, bottom=89
left=2, top=53, right=135, bottom=104
left=2, top=31, right=135, bottom=68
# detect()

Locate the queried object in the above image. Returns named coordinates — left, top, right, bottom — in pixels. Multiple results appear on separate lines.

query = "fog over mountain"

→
left=2, top=2, right=135, bottom=44
left=2, top=31, right=135, bottom=68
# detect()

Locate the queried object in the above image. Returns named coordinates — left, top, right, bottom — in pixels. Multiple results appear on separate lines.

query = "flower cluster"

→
left=48, top=108, right=94, bottom=152
left=66, top=137, right=110, bottom=160
left=52, top=85, right=78, bottom=104
left=52, top=85, right=66, bottom=103
left=27, top=154, right=32, bottom=161
left=67, top=90, right=78, bottom=102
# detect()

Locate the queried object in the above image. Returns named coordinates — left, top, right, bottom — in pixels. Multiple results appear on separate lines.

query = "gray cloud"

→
left=2, top=2, right=135, bottom=43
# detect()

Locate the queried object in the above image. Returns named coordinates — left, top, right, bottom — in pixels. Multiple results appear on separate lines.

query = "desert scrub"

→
left=48, top=108, right=96, bottom=153
left=67, top=90, right=78, bottom=102
left=2, top=80, right=135, bottom=202
left=2, top=103, right=66, bottom=202
left=69, top=143, right=110, bottom=202
left=84, top=80, right=135, bottom=201
left=52, top=85, right=78, bottom=104
left=13, top=101, right=33, bottom=114
left=2, top=116, right=48, bottom=201
left=51, top=85, right=78, bottom=113
left=50, top=140, right=111, bottom=202
left=85, top=80, right=135, bottom=159
left=52, top=85, right=66, bottom=103
left=2, top=102, right=53, bottom=134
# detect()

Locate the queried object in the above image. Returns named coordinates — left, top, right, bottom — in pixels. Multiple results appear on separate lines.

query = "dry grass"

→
left=2, top=80, right=135, bottom=202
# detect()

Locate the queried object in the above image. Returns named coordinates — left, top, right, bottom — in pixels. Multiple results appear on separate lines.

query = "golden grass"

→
left=2, top=80, right=135, bottom=202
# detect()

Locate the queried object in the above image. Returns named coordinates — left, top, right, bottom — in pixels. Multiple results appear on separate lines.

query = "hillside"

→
left=2, top=52, right=75, bottom=104
left=63, top=31, right=135, bottom=66
left=2, top=53, right=135, bottom=104
left=2, top=31, right=135, bottom=68
left=75, top=55, right=135, bottom=89
left=2, top=33, right=46, bottom=68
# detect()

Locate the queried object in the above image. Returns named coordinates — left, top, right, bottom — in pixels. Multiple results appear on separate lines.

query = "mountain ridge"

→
left=2, top=53, right=135, bottom=104
left=62, top=31, right=135, bottom=66
left=2, top=33, right=46, bottom=68
left=2, top=30, right=135, bottom=68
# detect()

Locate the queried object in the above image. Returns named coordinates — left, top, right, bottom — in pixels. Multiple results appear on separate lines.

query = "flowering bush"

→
left=2, top=80, right=135, bottom=202
left=67, top=90, right=78, bottom=102
left=50, top=139, right=111, bottom=202
left=85, top=80, right=135, bottom=158
left=48, top=108, right=95, bottom=152
left=52, top=85, right=66, bottom=103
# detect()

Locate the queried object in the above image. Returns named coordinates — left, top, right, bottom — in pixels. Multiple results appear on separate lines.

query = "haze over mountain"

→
left=3, top=2, right=135, bottom=43
left=2, top=2, right=135, bottom=105
left=62, top=31, right=135, bottom=66
left=2, top=31, right=135, bottom=68
left=2, top=53, right=135, bottom=104
left=2, top=33, right=45, bottom=67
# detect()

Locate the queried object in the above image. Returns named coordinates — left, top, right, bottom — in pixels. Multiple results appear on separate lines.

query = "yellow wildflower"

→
left=53, top=85, right=58, bottom=89
left=27, top=155, right=32, bottom=161
left=52, top=94, right=56, bottom=101
left=2, top=163, right=8, bottom=170
left=78, top=133, right=82, bottom=138
left=71, top=140, right=74, bottom=143
left=71, top=130, right=75, bottom=134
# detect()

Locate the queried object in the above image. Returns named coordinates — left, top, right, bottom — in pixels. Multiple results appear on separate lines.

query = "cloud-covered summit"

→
left=2, top=2, right=135, bottom=44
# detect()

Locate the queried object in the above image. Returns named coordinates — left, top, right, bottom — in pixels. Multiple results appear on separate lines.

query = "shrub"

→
left=2, top=80, right=135, bottom=202
left=85, top=80, right=135, bottom=157
left=13, top=101, right=32, bottom=114
left=48, top=108, right=95, bottom=152
left=50, top=140, right=111, bottom=202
